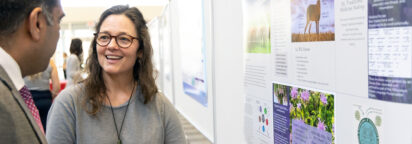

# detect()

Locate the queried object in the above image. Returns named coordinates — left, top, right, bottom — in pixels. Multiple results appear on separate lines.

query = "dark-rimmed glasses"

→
left=94, top=32, right=138, bottom=48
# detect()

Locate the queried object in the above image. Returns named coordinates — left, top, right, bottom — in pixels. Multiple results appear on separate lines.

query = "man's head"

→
left=0, top=0, right=65, bottom=76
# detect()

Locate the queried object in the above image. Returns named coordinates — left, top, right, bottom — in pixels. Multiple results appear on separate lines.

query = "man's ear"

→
left=27, top=7, right=45, bottom=41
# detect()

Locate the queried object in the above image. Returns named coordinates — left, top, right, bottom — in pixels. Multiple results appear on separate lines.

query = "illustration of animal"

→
left=304, top=0, right=321, bottom=34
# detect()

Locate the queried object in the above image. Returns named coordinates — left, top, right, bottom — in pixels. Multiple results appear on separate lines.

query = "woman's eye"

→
left=100, top=36, right=109, bottom=40
left=119, top=37, right=130, bottom=41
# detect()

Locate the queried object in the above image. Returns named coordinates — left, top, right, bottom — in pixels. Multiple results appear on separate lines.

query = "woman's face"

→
left=97, top=14, right=139, bottom=76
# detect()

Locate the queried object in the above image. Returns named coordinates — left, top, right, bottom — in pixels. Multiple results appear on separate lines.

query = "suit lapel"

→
left=0, top=66, right=47, bottom=143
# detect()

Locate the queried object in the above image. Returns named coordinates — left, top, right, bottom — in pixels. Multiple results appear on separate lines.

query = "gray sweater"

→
left=66, top=54, right=81, bottom=87
left=24, top=64, right=52, bottom=91
left=46, top=84, right=186, bottom=144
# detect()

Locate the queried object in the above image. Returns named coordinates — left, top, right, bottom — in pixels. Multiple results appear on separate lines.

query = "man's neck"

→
left=2, top=32, right=31, bottom=77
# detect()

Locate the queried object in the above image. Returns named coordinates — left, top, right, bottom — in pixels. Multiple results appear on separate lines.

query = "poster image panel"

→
left=368, top=0, right=412, bottom=103
left=291, top=0, right=335, bottom=42
left=273, top=82, right=334, bottom=144
left=244, top=0, right=271, bottom=54
left=353, top=104, right=382, bottom=144
left=273, top=83, right=290, bottom=106
left=244, top=97, right=272, bottom=143
left=179, top=0, right=208, bottom=107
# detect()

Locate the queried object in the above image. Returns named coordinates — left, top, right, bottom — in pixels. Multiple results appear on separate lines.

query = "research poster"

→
left=271, top=0, right=336, bottom=91
left=368, top=0, right=412, bottom=103
left=273, top=82, right=334, bottom=144
left=242, top=0, right=274, bottom=143
left=178, top=0, right=208, bottom=106
left=239, top=0, right=412, bottom=143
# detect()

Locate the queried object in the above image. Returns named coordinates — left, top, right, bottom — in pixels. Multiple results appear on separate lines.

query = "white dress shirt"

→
left=0, top=47, right=24, bottom=90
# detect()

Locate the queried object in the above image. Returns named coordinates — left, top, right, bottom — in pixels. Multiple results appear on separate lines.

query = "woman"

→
left=46, top=5, right=186, bottom=144
left=66, top=38, right=83, bottom=87
left=24, top=59, right=60, bottom=132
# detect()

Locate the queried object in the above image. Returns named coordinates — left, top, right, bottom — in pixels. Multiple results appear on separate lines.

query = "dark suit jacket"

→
left=0, top=66, right=47, bottom=143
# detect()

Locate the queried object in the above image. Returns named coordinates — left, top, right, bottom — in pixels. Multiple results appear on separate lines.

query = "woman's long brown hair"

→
left=83, top=5, right=158, bottom=116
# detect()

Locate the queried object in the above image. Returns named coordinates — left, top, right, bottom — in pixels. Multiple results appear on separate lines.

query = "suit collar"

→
left=0, top=66, right=47, bottom=143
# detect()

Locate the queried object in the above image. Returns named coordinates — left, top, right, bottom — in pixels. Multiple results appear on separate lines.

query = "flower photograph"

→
left=273, top=83, right=289, bottom=106
left=288, top=85, right=335, bottom=143
left=273, top=83, right=334, bottom=143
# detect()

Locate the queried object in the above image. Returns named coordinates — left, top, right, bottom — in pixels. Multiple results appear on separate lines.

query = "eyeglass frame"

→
left=93, top=32, right=139, bottom=48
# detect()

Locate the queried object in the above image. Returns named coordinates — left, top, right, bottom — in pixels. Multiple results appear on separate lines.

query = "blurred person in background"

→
left=46, top=5, right=185, bottom=144
left=0, top=0, right=65, bottom=143
left=66, top=38, right=83, bottom=87
left=24, top=59, right=60, bottom=132
left=63, top=52, right=68, bottom=79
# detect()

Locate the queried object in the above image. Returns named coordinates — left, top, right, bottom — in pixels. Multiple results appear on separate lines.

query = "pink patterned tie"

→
left=19, top=85, right=45, bottom=134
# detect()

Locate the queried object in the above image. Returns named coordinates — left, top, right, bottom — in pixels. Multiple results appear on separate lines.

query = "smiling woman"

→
left=46, top=5, right=186, bottom=144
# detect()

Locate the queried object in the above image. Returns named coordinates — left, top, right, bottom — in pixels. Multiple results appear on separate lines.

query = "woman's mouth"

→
left=105, top=55, right=123, bottom=64
left=106, top=55, right=123, bottom=60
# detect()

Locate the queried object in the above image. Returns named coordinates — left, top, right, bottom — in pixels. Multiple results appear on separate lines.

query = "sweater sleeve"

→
left=46, top=87, right=78, bottom=144
left=159, top=93, right=187, bottom=144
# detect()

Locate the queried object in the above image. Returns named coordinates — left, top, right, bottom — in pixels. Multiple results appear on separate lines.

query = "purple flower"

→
left=320, top=93, right=328, bottom=105
left=301, top=90, right=310, bottom=101
left=291, top=87, right=298, bottom=99
left=317, top=119, right=327, bottom=131
left=297, top=103, right=301, bottom=110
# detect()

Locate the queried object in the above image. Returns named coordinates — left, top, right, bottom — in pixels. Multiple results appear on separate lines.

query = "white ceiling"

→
left=61, top=0, right=168, bottom=7
left=60, top=0, right=167, bottom=24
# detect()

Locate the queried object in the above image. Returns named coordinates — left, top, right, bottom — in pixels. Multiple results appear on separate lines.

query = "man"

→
left=0, top=0, right=65, bottom=143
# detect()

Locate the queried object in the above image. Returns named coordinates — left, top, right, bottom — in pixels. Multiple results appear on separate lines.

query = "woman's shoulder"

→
left=149, top=91, right=175, bottom=113
left=54, top=84, right=85, bottom=106
left=151, top=91, right=170, bottom=105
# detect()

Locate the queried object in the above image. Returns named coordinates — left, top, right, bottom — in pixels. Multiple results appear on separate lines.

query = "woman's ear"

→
left=137, top=48, right=143, bottom=59
left=27, top=7, right=45, bottom=41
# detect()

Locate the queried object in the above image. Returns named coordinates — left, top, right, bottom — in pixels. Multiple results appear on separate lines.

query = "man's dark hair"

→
left=0, top=0, right=58, bottom=40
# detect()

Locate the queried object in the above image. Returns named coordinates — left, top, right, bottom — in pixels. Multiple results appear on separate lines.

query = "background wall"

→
left=211, top=0, right=247, bottom=143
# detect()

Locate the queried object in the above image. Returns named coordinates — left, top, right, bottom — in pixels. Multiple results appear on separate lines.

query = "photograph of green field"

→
left=244, top=0, right=271, bottom=53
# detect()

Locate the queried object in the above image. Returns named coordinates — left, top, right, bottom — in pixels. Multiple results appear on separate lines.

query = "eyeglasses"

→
left=94, top=32, right=138, bottom=48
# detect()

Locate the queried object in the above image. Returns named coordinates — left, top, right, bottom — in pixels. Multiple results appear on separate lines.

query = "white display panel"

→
left=169, top=0, right=214, bottom=141
left=148, top=18, right=162, bottom=90
left=240, top=0, right=412, bottom=143
left=158, top=5, right=174, bottom=103
left=163, top=0, right=412, bottom=143
left=212, top=0, right=248, bottom=143
left=177, top=0, right=208, bottom=107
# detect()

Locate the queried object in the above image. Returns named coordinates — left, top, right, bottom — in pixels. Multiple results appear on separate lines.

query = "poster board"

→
left=241, top=0, right=412, bottom=143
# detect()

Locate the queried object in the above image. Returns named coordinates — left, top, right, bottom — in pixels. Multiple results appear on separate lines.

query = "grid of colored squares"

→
left=259, top=106, right=269, bottom=132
